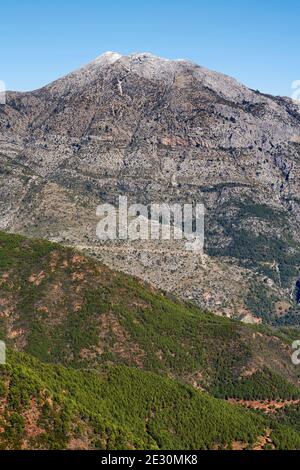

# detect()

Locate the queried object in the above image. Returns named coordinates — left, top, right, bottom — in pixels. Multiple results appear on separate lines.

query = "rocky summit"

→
left=0, top=52, right=300, bottom=324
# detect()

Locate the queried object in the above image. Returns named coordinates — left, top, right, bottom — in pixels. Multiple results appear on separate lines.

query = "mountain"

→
left=0, top=52, right=300, bottom=323
left=1, top=232, right=300, bottom=450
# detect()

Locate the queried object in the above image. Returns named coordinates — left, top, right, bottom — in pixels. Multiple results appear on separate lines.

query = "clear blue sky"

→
left=0, top=0, right=299, bottom=96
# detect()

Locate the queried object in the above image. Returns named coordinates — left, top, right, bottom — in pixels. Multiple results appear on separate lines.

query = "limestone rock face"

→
left=0, top=52, right=300, bottom=323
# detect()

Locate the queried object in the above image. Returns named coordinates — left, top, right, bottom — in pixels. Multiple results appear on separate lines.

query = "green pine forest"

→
left=0, top=231, right=300, bottom=450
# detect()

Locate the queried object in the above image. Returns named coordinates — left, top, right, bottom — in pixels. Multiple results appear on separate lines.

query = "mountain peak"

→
left=93, top=51, right=123, bottom=65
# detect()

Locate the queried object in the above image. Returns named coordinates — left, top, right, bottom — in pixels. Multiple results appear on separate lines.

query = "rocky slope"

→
left=0, top=52, right=300, bottom=323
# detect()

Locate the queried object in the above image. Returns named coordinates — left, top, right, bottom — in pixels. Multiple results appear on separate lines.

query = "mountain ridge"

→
left=0, top=230, right=299, bottom=397
left=9, top=51, right=299, bottom=102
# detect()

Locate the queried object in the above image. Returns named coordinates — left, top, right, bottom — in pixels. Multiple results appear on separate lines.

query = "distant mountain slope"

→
left=1, top=349, right=300, bottom=450
left=0, top=231, right=299, bottom=401
left=0, top=52, right=299, bottom=322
